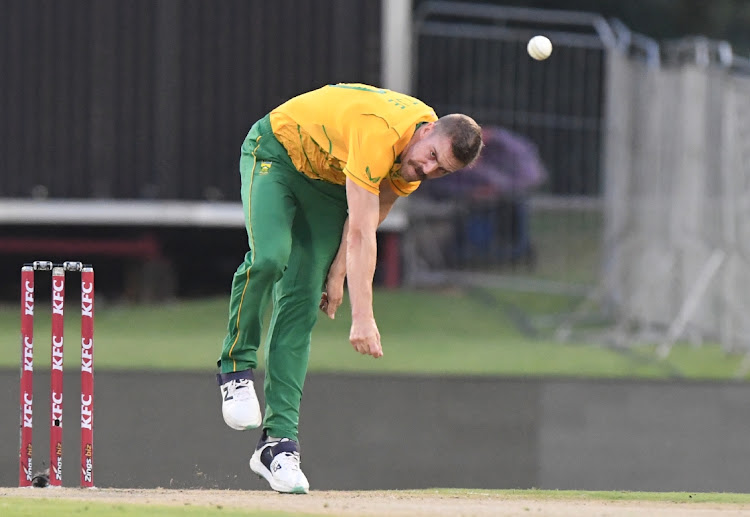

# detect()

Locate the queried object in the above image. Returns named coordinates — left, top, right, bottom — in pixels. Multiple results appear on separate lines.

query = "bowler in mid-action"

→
left=216, top=83, right=483, bottom=493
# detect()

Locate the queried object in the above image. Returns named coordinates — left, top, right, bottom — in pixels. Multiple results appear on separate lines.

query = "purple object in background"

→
left=419, top=126, right=547, bottom=200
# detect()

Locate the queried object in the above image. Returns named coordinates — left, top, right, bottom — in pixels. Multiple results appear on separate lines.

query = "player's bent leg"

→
left=217, top=133, right=296, bottom=430
left=250, top=431, right=309, bottom=494
left=217, top=370, right=262, bottom=430
left=261, top=172, right=347, bottom=439
left=217, top=246, right=288, bottom=431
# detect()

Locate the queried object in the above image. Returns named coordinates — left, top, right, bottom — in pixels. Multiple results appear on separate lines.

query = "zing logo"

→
left=82, top=443, right=93, bottom=484
left=23, top=444, right=33, bottom=482
left=53, top=442, right=63, bottom=480
left=259, top=161, right=272, bottom=175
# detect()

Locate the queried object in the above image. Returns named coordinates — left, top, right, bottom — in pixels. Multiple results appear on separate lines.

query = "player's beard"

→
left=406, top=161, right=426, bottom=181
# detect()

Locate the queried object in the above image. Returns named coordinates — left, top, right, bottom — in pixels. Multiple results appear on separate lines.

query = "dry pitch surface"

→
left=3, top=487, right=750, bottom=516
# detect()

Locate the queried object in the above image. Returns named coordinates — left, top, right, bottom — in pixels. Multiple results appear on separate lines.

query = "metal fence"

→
left=406, top=2, right=750, bottom=356
left=6, top=0, right=750, bottom=356
left=603, top=48, right=750, bottom=355
left=412, top=1, right=615, bottom=196
left=405, top=1, right=620, bottom=289
left=0, top=0, right=381, bottom=200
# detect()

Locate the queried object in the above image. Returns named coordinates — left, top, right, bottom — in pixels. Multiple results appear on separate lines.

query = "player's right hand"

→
left=349, top=317, right=382, bottom=358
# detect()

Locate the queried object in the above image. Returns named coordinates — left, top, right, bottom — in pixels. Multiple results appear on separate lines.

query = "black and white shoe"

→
left=249, top=432, right=309, bottom=494
left=216, top=370, right=261, bottom=430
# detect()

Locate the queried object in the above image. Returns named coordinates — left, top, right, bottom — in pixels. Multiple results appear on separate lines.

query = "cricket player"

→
left=216, top=83, right=482, bottom=493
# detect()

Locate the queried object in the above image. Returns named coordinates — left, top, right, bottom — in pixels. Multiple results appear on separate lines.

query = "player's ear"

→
left=419, top=122, right=435, bottom=138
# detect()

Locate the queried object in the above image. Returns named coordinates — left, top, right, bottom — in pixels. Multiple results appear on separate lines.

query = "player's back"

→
left=273, top=83, right=434, bottom=153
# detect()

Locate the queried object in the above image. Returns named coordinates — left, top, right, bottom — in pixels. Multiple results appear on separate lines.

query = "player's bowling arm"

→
left=345, top=178, right=383, bottom=357
left=345, top=178, right=379, bottom=319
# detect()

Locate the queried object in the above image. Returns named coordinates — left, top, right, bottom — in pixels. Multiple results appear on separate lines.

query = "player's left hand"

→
left=320, top=274, right=345, bottom=319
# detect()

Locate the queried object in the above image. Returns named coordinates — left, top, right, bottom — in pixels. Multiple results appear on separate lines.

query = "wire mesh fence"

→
left=406, top=2, right=750, bottom=358
left=406, top=2, right=611, bottom=293
left=603, top=51, right=750, bottom=355
left=4, top=0, right=750, bottom=357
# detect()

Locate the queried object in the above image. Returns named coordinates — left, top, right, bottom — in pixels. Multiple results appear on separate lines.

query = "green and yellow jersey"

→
left=269, top=83, right=437, bottom=196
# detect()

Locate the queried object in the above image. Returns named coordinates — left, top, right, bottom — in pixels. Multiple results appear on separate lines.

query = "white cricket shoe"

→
left=217, top=371, right=261, bottom=430
left=250, top=436, right=310, bottom=494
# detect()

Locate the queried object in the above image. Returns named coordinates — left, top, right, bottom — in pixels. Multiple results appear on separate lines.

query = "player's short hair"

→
left=434, top=114, right=483, bottom=167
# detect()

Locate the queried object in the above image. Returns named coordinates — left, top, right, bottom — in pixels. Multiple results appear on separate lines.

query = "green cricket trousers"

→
left=218, top=114, right=348, bottom=441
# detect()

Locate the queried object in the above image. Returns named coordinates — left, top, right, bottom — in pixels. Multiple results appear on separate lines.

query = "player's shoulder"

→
left=326, top=83, right=430, bottom=106
left=327, top=83, right=388, bottom=93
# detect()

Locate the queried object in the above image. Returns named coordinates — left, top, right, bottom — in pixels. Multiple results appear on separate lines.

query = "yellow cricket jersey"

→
left=269, top=83, right=438, bottom=196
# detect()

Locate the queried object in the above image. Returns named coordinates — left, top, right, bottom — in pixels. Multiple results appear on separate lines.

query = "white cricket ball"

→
left=527, top=35, right=552, bottom=61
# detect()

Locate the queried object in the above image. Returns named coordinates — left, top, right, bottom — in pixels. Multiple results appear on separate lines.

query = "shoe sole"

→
left=223, top=414, right=262, bottom=431
left=249, top=454, right=308, bottom=494
left=220, top=391, right=262, bottom=431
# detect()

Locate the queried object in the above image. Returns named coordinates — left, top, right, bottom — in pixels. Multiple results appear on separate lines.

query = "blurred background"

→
left=2, top=0, right=750, bottom=356
left=2, top=0, right=750, bottom=492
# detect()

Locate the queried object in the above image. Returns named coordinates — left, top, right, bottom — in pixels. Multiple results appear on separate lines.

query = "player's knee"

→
left=277, top=294, right=321, bottom=324
left=251, top=253, right=287, bottom=281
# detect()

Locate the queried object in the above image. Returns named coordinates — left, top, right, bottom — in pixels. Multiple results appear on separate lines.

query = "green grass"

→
left=435, top=488, right=750, bottom=503
left=3, top=488, right=750, bottom=517
left=0, top=498, right=322, bottom=517
left=1, top=287, right=748, bottom=380
left=529, top=208, right=602, bottom=284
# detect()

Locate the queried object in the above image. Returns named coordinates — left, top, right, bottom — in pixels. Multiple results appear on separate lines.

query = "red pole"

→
left=19, top=265, right=34, bottom=487
left=382, top=233, right=402, bottom=288
left=49, top=266, right=65, bottom=486
left=80, top=267, right=94, bottom=487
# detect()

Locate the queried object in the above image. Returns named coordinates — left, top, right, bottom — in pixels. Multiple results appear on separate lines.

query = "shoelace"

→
left=230, top=379, right=252, bottom=401
left=272, top=451, right=302, bottom=472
